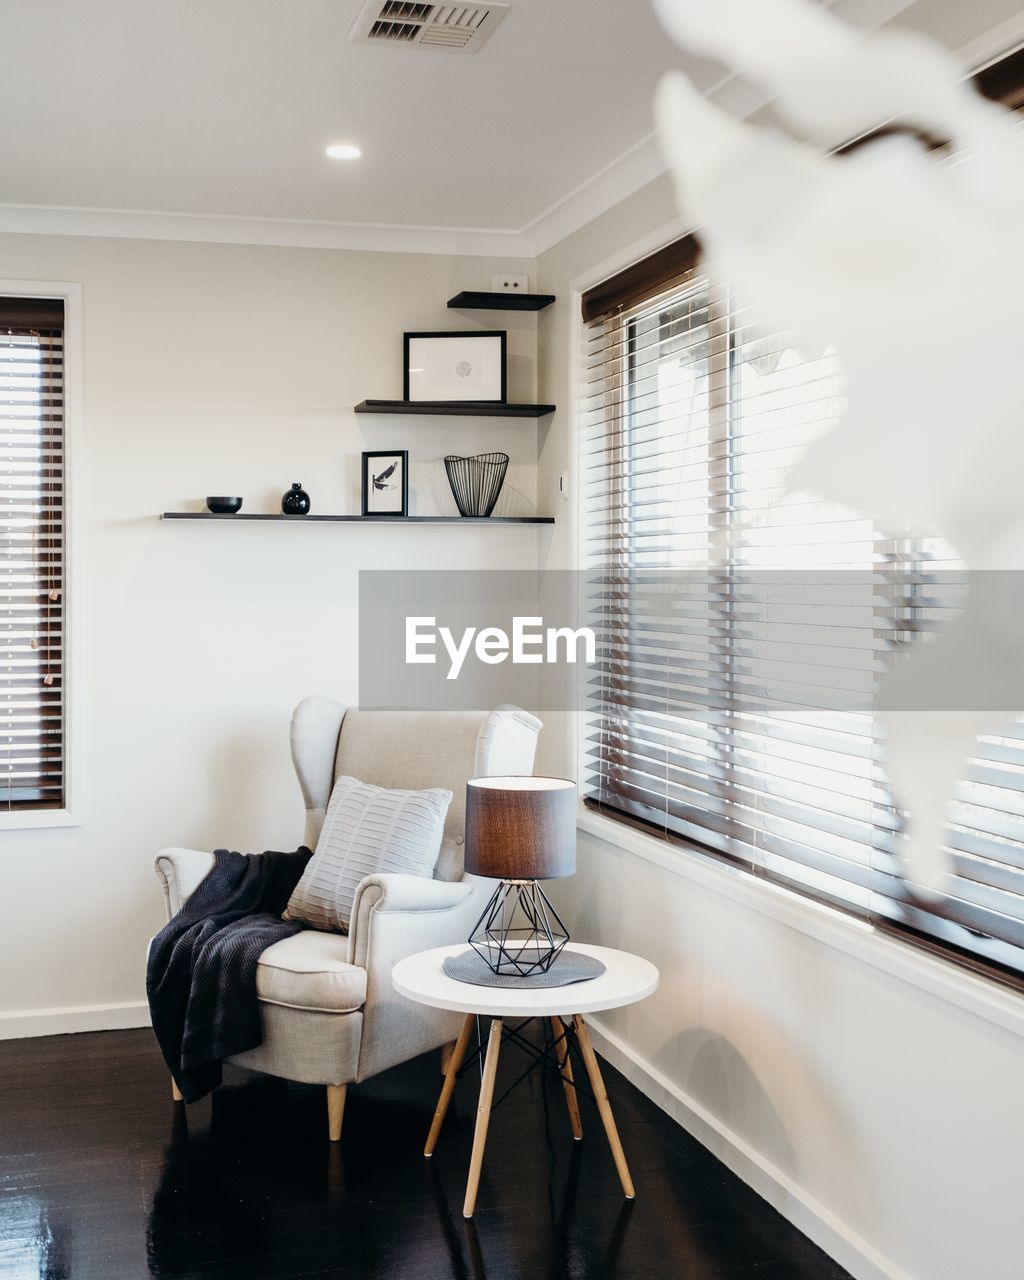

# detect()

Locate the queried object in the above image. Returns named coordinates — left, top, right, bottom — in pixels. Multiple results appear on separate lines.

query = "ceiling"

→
left=0, top=0, right=1022, bottom=255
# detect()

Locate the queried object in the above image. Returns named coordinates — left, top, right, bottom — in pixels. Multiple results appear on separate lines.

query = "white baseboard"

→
left=0, top=1000, right=151, bottom=1040
left=586, top=1015, right=909, bottom=1280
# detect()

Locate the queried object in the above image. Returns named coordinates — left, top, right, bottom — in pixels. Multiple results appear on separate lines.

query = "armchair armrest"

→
left=154, top=847, right=216, bottom=919
left=348, top=872, right=488, bottom=1081
left=347, top=873, right=477, bottom=969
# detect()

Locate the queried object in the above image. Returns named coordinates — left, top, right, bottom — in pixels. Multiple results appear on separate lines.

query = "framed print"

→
left=404, top=331, right=507, bottom=403
left=361, top=450, right=408, bottom=517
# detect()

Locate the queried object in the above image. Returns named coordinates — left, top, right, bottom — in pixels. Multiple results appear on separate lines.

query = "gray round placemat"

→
left=442, top=949, right=606, bottom=989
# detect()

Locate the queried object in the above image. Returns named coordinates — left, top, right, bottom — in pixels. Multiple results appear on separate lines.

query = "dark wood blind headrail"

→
left=975, top=44, right=1024, bottom=110
left=581, top=234, right=702, bottom=324
left=0, top=297, right=64, bottom=331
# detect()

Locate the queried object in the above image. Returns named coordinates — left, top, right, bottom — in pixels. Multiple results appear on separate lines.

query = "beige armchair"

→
left=154, top=699, right=541, bottom=1141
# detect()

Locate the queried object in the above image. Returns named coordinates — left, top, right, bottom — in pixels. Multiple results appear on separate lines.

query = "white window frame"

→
left=0, top=280, right=83, bottom=830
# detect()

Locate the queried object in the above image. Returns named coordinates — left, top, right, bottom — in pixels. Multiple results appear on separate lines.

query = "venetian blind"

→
left=581, top=245, right=1024, bottom=986
left=0, top=297, right=65, bottom=811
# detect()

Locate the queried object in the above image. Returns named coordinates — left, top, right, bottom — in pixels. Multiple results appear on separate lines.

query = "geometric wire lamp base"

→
left=468, top=879, right=569, bottom=977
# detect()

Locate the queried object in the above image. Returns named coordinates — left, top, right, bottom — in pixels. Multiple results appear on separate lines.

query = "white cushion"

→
left=332, top=710, right=485, bottom=881
left=284, top=774, right=452, bottom=932
left=256, top=931, right=367, bottom=1013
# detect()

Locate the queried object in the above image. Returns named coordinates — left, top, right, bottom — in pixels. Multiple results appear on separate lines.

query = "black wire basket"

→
left=444, top=452, right=509, bottom=517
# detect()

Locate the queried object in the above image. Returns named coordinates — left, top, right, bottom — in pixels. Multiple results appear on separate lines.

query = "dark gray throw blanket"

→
left=146, top=847, right=312, bottom=1103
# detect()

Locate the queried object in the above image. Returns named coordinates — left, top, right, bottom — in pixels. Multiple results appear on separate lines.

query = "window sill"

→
left=0, top=809, right=80, bottom=832
left=577, top=807, right=1024, bottom=1041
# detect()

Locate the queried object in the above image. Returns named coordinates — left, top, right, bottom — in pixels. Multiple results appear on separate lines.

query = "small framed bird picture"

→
left=361, top=450, right=408, bottom=517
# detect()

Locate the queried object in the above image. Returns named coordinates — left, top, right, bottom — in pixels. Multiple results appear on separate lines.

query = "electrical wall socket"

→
left=492, top=273, right=530, bottom=293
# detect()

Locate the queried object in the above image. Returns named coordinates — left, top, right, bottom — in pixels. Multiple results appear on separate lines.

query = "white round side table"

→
left=392, top=942, right=659, bottom=1218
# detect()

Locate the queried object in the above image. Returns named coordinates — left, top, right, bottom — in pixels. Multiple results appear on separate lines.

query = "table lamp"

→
left=464, top=776, right=577, bottom=977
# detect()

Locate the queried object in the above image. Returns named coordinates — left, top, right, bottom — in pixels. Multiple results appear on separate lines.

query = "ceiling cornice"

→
left=523, top=133, right=668, bottom=258
left=0, top=202, right=535, bottom=259
left=0, top=138, right=671, bottom=264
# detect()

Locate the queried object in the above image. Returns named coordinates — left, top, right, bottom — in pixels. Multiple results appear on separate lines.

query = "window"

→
left=0, top=297, right=65, bottom=813
left=581, top=242, right=1024, bottom=988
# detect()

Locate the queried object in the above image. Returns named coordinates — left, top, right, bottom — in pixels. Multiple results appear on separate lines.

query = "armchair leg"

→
left=327, top=1084, right=347, bottom=1143
left=171, top=1077, right=184, bottom=1103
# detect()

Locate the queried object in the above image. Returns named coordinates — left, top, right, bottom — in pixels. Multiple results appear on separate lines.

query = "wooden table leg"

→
left=573, top=1014, right=635, bottom=1199
left=550, top=1016, right=583, bottom=1141
left=463, top=1017, right=503, bottom=1219
left=425, top=1013, right=476, bottom=1157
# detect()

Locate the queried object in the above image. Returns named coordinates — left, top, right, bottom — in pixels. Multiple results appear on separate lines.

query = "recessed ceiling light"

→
left=326, top=143, right=362, bottom=160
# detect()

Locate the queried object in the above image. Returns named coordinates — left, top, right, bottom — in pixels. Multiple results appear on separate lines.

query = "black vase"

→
left=282, top=482, right=310, bottom=515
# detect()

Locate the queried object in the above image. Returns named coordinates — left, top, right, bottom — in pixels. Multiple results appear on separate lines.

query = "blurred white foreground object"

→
left=653, top=0, right=1024, bottom=894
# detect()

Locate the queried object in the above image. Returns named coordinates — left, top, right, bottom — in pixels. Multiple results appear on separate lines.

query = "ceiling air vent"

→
left=350, top=1, right=510, bottom=53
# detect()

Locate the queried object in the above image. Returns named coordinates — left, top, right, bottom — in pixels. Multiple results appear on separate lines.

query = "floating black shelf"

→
left=447, top=291, right=556, bottom=312
left=354, top=399, right=555, bottom=418
left=162, top=513, right=555, bottom=525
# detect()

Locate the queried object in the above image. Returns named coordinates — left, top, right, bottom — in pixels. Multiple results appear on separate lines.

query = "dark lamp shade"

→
left=465, top=776, right=576, bottom=880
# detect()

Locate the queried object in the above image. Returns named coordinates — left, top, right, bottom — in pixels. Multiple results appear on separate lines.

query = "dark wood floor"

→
left=0, top=1026, right=851, bottom=1280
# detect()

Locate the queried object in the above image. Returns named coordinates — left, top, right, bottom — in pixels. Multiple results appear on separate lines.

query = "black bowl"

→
left=206, top=496, right=243, bottom=514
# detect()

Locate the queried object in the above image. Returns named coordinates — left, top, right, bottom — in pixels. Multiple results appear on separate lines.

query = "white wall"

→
left=0, top=232, right=546, bottom=1035
left=535, top=174, right=1024, bottom=1280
